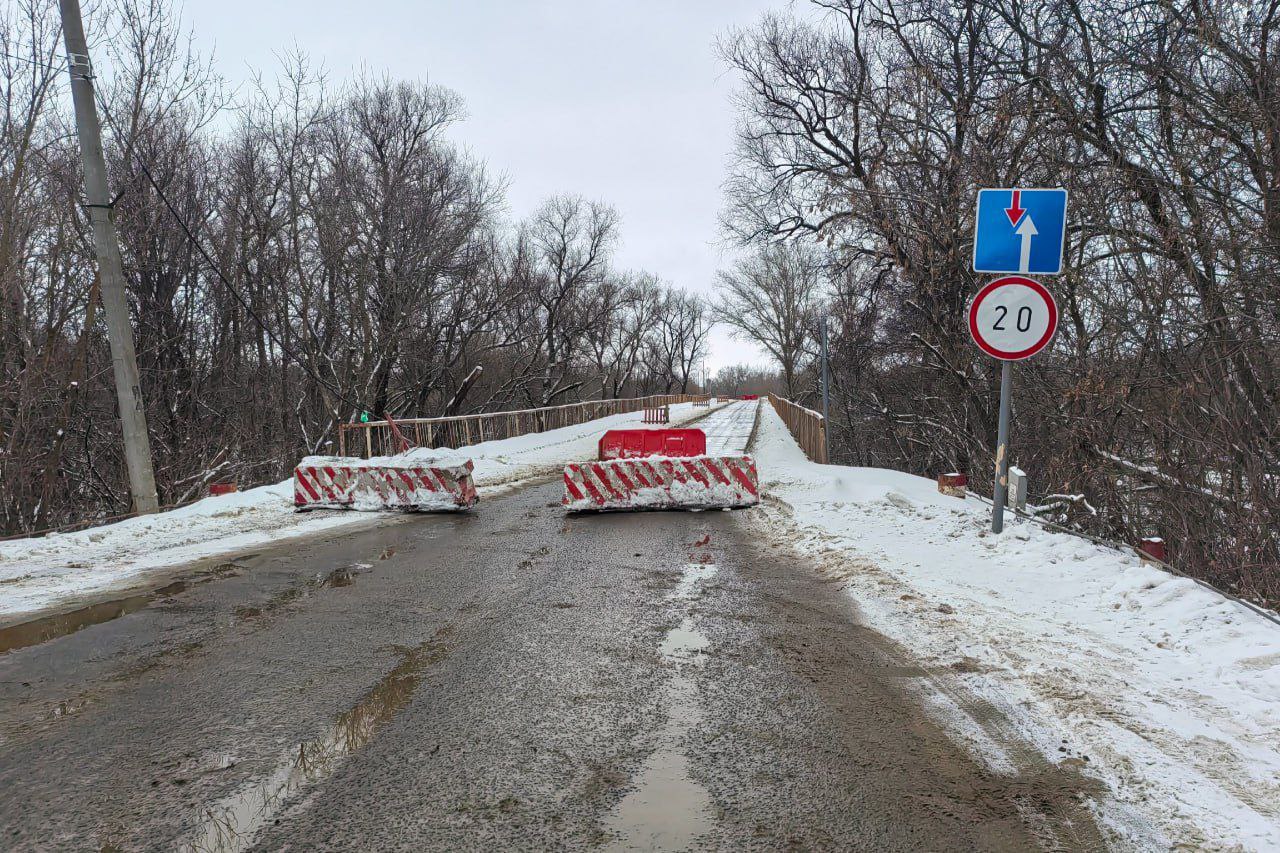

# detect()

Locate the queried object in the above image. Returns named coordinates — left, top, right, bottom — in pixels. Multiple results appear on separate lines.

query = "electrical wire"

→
left=0, top=49, right=63, bottom=71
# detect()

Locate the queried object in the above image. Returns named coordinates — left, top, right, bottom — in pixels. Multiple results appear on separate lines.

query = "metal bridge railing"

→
left=338, top=394, right=710, bottom=458
left=767, top=393, right=828, bottom=464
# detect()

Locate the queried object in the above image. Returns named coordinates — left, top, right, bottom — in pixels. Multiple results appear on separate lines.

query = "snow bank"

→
left=0, top=402, right=714, bottom=622
left=750, top=402, right=1280, bottom=849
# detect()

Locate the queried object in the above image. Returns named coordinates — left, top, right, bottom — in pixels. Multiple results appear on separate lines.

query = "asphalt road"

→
left=0, top=478, right=1107, bottom=851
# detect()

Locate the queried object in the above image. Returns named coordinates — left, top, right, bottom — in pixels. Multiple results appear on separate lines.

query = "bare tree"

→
left=524, top=194, right=619, bottom=405
left=714, top=242, right=822, bottom=397
left=719, top=0, right=1280, bottom=604
left=649, top=289, right=710, bottom=393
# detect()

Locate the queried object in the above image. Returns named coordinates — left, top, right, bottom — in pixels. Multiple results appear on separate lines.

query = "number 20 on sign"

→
left=968, top=276, right=1058, bottom=361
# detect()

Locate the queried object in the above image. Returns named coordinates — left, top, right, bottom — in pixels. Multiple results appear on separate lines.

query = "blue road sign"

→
left=972, top=188, right=1068, bottom=275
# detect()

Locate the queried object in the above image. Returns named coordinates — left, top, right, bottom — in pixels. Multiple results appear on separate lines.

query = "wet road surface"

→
left=0, top=480, right=1106, bottom=851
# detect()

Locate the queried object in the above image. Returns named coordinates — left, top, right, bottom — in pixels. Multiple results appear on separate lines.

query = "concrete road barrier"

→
left=563, top=455, right=759, bottom=512
left=295, top=456, right=478, bottom=511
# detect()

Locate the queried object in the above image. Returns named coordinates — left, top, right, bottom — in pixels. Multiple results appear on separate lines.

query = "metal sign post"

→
left=991, top=362, right=1013, bottom=533
left=971, top=187, right=1068, bottom=533
left=820, top=316, right=831, bottom=426
left=968, top=277, right=1058, bottom=532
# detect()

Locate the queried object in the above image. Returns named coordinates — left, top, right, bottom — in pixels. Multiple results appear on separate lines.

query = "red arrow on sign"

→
left=1004, top=190, right=1025, bottom=226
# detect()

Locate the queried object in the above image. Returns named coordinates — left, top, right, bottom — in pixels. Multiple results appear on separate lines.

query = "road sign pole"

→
left=991, top=360, right=1013, bottom=533
left=971, top=187, right=1068, bottom=532
left=819, top=316, right=831, bottom=423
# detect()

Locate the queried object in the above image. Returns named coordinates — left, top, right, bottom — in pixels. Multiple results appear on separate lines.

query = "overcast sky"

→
left=176, top=0, right=785, bottom=374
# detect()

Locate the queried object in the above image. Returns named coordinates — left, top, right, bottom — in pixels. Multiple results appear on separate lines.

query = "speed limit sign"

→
left=968, top=275, right=1058, bottom=361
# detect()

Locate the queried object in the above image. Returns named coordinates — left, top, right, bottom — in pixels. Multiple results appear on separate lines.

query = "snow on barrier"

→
left=563, top=455, right=759, bottom=512
left=294, top=456, right=478, bottom=512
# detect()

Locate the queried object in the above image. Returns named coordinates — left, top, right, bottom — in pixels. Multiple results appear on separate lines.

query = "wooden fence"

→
left=767, top=393, right=828, bottom=464
left=338, top=394, right=710, bottom=458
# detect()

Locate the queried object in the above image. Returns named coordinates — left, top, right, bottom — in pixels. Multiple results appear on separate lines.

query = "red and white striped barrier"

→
left=294, top=457, right=478, bottom=512
left=563, top=455, right=759, bottom=512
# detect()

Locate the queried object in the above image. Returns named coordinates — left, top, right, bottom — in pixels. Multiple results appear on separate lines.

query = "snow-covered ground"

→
left=749, top=402, right=1280, bottom=850
left=0, top=402, right=720, bottom=623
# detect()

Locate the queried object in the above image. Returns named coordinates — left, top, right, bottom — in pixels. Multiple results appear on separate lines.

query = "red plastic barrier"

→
left=740, top=394, right=758, bottom=400
left=598, top=429, right=706, bottom=461
left=563, top=455, right=759, bottom=512
left=294, top=457, right=478, bottom=511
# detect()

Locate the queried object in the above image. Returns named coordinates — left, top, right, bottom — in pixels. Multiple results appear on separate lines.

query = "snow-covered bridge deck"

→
left=696, top=398, right=757, bottom=455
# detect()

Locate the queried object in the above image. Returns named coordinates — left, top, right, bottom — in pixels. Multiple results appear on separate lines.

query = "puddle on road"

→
left=0, top=564, right=242, bottom=655
left=659, top=618, right=710, bottom=657
left=602, top=672, right=713, bottom=852
left=235, top=564, right=370, bottom=620
left=669, top=562, right=717, bottom=602
left=2, top=555, right=372, bottom=654
left=180, top=633, right=449, bottom=853
left=603, top=565, right=716, bottom=851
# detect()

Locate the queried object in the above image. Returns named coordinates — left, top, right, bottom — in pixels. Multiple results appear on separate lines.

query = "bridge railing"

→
left=338, top=394, right=711, bottom=458
left=767, top=393, right=828, bottom=464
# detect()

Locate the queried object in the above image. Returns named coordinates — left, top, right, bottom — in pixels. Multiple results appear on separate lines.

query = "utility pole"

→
left=59, top=0, right=159, bottom=514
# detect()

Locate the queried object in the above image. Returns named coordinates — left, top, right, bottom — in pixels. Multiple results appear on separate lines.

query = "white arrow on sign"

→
left=1015, top=214, right=1038, bottom=274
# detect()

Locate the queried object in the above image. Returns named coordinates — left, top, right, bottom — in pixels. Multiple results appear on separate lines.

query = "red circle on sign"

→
left=968, top=276, right=1058, bottom=361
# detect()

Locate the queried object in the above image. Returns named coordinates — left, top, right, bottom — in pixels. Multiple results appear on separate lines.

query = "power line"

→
left=0, top=49, right=63, bottom=71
